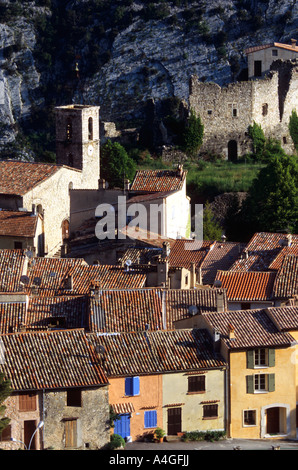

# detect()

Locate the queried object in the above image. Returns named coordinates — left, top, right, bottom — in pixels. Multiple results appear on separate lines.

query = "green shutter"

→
left=247, top=350, right=254, bottom=369
left=268, top=349, right=275, bottom=367
left=246, top=375, right=254, bottom=393
left=268, top=374, right=275, bottom=392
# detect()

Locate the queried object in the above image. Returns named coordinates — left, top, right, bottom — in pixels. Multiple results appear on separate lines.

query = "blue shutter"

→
left=144, top=410, right=157, bottom=428
left=132, top=376, right=140, bottom=396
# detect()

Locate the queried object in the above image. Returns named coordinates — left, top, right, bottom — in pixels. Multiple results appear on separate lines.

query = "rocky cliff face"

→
left=0, top=0, right=298, bottom=157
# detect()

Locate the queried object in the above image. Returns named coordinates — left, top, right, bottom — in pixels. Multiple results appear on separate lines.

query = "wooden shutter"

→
left=247, top=350, right=254, bottom=369
left=246, top=375, right=254, bottom=393
left=132, top=377, right=140, bottom=396
left=19, top=393, right=37, bottom=411
left=125, top=377, right=140, bottom=396
left=268, top=349, right=275, bottom=367
left=268, top=373, right=275, bottom=392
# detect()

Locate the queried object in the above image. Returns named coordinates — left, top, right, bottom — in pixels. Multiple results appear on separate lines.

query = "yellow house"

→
left=197, top=308, right=297, bottom=439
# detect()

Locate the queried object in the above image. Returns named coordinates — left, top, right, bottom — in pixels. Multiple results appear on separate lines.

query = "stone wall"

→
left=43, top=386, right=109, bottom=450
left=189, top=60, right=298, bottom=159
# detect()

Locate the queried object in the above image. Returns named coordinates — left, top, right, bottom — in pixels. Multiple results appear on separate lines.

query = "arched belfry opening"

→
left=228, top=140, right=238, bottom=161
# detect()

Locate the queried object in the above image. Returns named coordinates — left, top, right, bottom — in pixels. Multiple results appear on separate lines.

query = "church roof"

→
left=0, top=161, right=60, bottom=196
left=130, top=168, right=186, bottom=193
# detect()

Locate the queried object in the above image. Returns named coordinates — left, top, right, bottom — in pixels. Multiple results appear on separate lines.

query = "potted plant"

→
left=154, top=427, right=166, bottom=443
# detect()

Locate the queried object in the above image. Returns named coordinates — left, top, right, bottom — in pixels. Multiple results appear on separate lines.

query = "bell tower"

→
left=55, top=104, right=100, bottom=186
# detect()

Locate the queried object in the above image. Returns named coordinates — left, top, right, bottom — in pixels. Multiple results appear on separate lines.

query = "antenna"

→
left=20, top=275, right=30, bottom=285
left=188, top=305, right=198, bottom=316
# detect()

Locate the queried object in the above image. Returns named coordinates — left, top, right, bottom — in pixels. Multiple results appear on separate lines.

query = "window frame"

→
left=243, top=409, right=257, bottom=427
left=66, top=388, right=82, bottom=407
left=125, top=376, right=140, bottom=397
left=246, top=373, right=275, bottom=393
left=187, top=375, right=206, bottom=394
left=203, top=404, right=218, bottom=419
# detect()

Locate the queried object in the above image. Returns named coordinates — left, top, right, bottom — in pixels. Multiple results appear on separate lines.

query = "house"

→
left=214, top=270, right=277, bottom=310
left=88, top=287, right=227, bottom=333
left=0, top=104, right=101, bottom=257
left=196, top=308, right=296, bottom=439
left=0, top=329, right=109, bottom=450
left=245, top=39, right=298, bottom=78
left=89, top=329, right=226, bottom=441
left=0, top=249, right=28, bottom=293
left=0, top=209, right=44, bottom=256
left=230, top=232, right=298, bottom=272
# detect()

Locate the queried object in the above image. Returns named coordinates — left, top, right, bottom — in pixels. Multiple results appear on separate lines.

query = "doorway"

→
left=114, top=413, right=131, bottom=439
left=266, top=407, right=280, bottom=435
left=62, top=219, right=70, bottom=241
left=167, top=407, right=182, bottom=435
left=24, top=420, right=36, bottom=449
left=228, top=140, right=238, bottom=162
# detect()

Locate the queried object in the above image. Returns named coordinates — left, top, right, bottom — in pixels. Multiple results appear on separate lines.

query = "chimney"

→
left=291, top=38, right=297, bottom=48
left=98, top=179, right=106, bottom=189
left=216, top=291, right=225, bottom=312
left=228, top=324, right=235, bottom=340
left=286, top=234, right=292, bottom=246
left=213, top=328, right=221, bottom=352
left=190, top=262, right=196, bottom=288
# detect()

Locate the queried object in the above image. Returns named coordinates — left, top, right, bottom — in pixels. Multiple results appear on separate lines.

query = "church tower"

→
left=55, top=104, right=100, bottom=185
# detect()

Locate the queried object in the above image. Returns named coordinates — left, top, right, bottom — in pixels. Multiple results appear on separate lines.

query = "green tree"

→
left=183, top=109, right=204, bottom=158
left=248, top=121, right=266, bottom=160
left=101, top=140, right=136, bottom=188
left=203, top=202, right=223, bottom=240
left=289, top=109, right=298, bottom=152
left=240, top=153, right=298, bottom=238
left=0, top=371, right=12, bottom=439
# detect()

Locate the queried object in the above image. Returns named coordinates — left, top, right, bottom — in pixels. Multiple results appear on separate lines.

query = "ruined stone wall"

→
left=189, top=76, right=254, bottom=159
left=189, top=60, right=298, bottom=159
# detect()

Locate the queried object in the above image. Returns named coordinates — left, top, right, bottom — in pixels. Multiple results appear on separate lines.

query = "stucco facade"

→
left=226, top=346, right=297, bottom=439
left=162, top=369, right=226, bottom=435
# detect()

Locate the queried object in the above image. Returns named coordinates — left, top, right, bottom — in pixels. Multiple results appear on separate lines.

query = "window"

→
left=254, top=60, right=262, bottom=77
left=67, top=389, right=82, bottom=407
left=207, top=110, right=212, bottom=115
left=88, top=117, right=93, bottom=140
left=241, top=302, right=251, bottom=310
left=243, top=410, right=257, bottom=426
left=19, top=392, right=37, bottom=412
left=247, top=349, right=275, bottom=368
left=66, top=119, right=72, bottom=141
left=125, top=377, right=140, bottom=396
left=272, top=49, right=278, bottom=57
left=232, top=106, right=238, bottom=117
left=203, top=404, right=218, bottom=419
left=188, top=375, right=205, bottom=393
left=246, top=373, right=275, bottom=393
left=14, top=241, right=22, bottom=250
left=144, top=410, right=157, bottom=429
left=262, top=103, right=268, bottom=116
left=0, top=425, right=11, bottom=441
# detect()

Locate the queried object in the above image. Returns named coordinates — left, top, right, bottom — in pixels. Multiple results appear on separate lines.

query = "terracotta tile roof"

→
left=230, top=232, right=298, bottom=272
left=26, top=296, right=88, bottom=330
left=0, top=301, right=27, bottom=334
left=88, top=287, right=227, bottom=333
left=245, top=42, right=298, bottom=55
left=168, top=239, right=212, bottom=271
left=118, top=246, right=163, bottom=265
left=24, top=258, right=146, bottom=296
left=89, top=329, right=226, bottom=377
left=202, top=309, right=295, bottom=350
left=266, top=306, right=298, bottom=331
left=119, top=225, right=176, bottom=249
left=272, top=255, right=298, bottom=299
left=200, top=241, right=246, bottom=285
left=130, top=168, right=186, bottom=193
left=0, top=329, right=108, bottom=391
left=0, top=161, right=60, bottom=196
left=269, top=245, right=298, bottom=270
left=0, top=210, right=38, bottom=238
left=0, top=250, right=27, bottom=292
left=215, top=270, right=276, bottom=301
